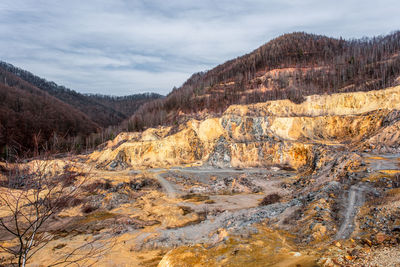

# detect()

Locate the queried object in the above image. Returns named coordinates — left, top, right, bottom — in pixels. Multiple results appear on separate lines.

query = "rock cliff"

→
left=89, top=86, right=400, bottom=170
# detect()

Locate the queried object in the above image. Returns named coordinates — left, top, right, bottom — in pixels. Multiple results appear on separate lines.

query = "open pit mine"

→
left=2, top=85, right=400, bottom=266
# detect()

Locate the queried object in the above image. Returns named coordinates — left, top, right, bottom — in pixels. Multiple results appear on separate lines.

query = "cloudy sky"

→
left=1, top=0, right=399, bottom=95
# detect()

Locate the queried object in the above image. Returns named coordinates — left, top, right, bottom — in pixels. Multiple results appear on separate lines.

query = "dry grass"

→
left=79, top=211, right=116, bottom=224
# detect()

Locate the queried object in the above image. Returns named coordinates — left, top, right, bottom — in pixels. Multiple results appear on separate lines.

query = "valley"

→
left=2, top=85, right=400, bottom=266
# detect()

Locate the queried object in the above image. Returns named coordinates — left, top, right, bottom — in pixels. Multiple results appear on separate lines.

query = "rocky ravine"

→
left=2, top=86, right=400, bottom=266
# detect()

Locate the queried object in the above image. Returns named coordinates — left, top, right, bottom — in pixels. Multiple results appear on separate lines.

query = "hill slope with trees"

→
left=0, top=63, right=163, bottom=159
left=0, top=68, right=99, bottom=159
left=0, top=62, right=163, bottom=127
left=126, top=32, right=400, bottom=131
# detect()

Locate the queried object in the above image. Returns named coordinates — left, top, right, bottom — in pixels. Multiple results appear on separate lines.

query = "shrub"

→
left=393, top=174, right=400, bottom=188
left=259, top=193, right=281, bottom=206
left=81, top=204, right=99, bottom=214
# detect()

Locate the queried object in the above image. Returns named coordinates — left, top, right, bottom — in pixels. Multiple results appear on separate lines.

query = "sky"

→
left=0, top=0, right=399, bottom=96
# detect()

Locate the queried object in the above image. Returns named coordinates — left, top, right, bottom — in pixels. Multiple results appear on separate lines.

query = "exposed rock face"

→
left=225, top=85, right=400, bottom=117
left=89, top=86, right=400, bottom=170
left=360, top=110, right=400, bottom=153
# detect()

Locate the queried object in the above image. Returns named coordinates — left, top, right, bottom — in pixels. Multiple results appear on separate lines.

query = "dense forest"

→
left=0, top=61, right=163, bottom=127
left=126, top=32, right=400, bottom=131
left=87, top=93, right=162, bottom=121
left=0, top=64, right=162, bottom=160
left=0, top=69, right=99, bottom=159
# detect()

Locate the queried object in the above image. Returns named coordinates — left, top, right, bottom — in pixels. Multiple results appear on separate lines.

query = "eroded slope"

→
left=90, top=85, right=400, bottom=171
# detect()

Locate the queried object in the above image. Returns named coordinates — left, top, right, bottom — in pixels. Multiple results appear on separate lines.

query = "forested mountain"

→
left=0, top=63, right=163, bottom=159
left=0, top=62, right=163, bottom=127
left=2, top=31, right=400, bottom=159
left=87, top=93, right=163, bottom=120
left=127, top=32, right=400, bottom=131
left=0, top=68, right=99, bottom=159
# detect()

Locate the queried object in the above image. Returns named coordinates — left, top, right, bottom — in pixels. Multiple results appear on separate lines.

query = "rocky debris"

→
left=76, top=177, right=162, bottom=213
left=382, top=110, right=400, bottom=127
left=277, top=152, right=371, bottom=244
left=83, top=194, right=104, bottom=212
left=358, top=206, right=400, bottom=245
left=139, top=201, right=295, bottom=249
left=361, top=118, right=400, bottom=153
left=163, top=169, right=274, bottom=195
left=312, top=223, right=327, bottom=240
left=82, top=177, right=159, bottom=195
left=108, top=150, right=129, bottom=170
left=113, top=217, right=161, bottom=234
left=157, top=226, right=319, bottom=267
left=207, top=136, right=231, bottom=168
left=319, top=238, right=400, bottom=267
left=103, top=193, right=131, bottom=210
left=211, top=175, right=263, bottom=194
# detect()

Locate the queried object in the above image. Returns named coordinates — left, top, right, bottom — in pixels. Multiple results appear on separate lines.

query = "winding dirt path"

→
left=335, top=154, right=400, bottom=239
left=132, top=169, right=183, bottom=198
left=335, top=184, right=367, bottom=240
left=153, top=172, right=182, bottom=198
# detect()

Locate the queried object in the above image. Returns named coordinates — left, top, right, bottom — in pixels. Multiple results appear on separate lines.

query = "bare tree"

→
left=0, top=159, right=106, bottom=266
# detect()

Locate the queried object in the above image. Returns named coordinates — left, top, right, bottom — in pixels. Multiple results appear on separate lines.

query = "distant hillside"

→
left=126, top=31, right=400, bottom=131
left=0, top=62, right=163, bottom=127
left=0, top=68, right=99, bottom=159
left=87, top=93, right=164, bottom=120
left=0, top=62, right=163, bottom=159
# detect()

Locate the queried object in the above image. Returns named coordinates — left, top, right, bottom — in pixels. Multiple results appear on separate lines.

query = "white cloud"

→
left=0, top=0, right=399, bottom=95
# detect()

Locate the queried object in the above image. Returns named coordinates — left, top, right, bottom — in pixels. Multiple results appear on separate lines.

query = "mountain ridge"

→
left=0, top=61, right=163, bottom=159
left=126, top=31, right=400, bottom=131
left=0, top=61, right=164, bottom=127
